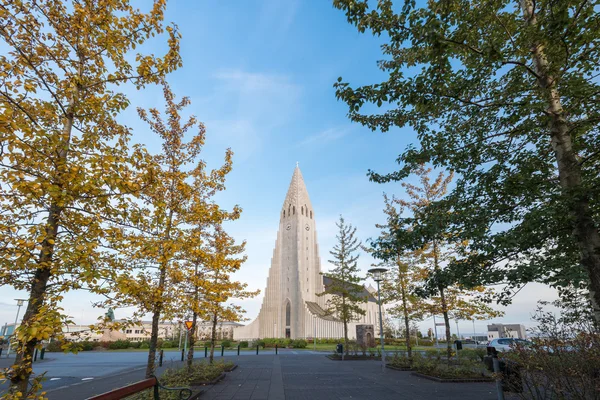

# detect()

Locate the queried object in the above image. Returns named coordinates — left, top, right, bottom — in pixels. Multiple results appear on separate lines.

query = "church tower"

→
left=234, top=165, right=380, bottom=340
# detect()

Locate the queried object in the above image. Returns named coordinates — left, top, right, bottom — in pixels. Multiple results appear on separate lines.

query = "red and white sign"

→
left=185, top=321, right=193, bottom=330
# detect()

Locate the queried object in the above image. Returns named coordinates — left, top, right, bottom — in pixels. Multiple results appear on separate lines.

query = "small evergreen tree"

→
left=319, top=216, right=366, bottom=358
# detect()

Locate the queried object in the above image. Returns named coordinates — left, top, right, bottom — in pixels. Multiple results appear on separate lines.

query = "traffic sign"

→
left=185, top=321, right=193, bottom=330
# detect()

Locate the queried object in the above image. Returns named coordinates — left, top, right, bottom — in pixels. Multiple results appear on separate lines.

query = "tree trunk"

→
left=10, top=93, right=75, bottom=393
left=186, top=311, right=198, bottom=370
left=439, top=287, right=453, bottom=363
left=209, top=311, right=218, bottom=364
left=342, top=295, right=347, bottom=360
left=187, top=263, right=200, bottom=370
left=521, top=0, right=600, bottom=325
left=11, top=206, right=59, bottom=394
left=400, top=275, right=412, bottom=364
left=145, top=260, right=168, bottom=378
left=145, top=306, right=162, bottom=378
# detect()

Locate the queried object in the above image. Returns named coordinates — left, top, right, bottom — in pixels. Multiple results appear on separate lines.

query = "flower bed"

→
left=411, top=358, right=492, bottom=383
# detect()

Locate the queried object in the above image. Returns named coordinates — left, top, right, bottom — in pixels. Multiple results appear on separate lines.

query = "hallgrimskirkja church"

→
left=234, top=166, right=382, bottom=340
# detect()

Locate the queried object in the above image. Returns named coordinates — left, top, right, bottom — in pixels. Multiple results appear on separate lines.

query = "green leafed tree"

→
left=319, top=215, right=367, bottom=357
left=371, top=165, right=503, bottom=361
left=333, top=0, right=600, bottom=323
left=371, top=194, right=427, bottom=364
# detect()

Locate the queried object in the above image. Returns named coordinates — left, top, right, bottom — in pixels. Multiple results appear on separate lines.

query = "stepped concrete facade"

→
left=234, top=166, right=381, bottom=340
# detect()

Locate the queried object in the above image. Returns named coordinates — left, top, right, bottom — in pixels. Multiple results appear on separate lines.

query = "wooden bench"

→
left=86, top=375, right=193, bottom=400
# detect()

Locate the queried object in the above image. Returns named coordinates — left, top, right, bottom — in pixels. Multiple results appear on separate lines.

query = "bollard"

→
left=205, top=346, right=208, bottom=358
left=221, top=345, right=224, bottom=357
left=33, top=348, right=38, bottom=362
left=237, top=344, right=240, bottom=356
left=159, top=350, right=164, bottom=367
left=256, top=344, right=259, bottom=355
left=275, top=344, right=278, bottom=355
left=0, top=348, right=3, bottom=358
left=40, top=348, right=45, bottom=360
left=181, top=349, right=184, bottom=362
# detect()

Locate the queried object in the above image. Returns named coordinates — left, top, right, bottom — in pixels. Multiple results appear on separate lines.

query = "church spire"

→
left=282, top=164, right=313, bottom=219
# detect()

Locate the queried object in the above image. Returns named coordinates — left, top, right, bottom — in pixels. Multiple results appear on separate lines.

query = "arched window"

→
left=293, top=206, right=296, bottom=214
left=285, top=301, right=291, bottom=326
left=288, top=205, right=291, bottom=215
left=310, top=211, right=313, bottom=219
left=301, top=206, right=304, bottom=215
left=283, top=210, right=285, bottom=218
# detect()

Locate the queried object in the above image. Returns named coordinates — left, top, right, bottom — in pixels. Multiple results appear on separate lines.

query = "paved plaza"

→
left=0, top=350, right=509, bottom=399
left=201, top=354, right=502, bottom=400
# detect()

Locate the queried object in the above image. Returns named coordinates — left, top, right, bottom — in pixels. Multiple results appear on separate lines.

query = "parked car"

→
left=488, top=338, right=532, bottom=352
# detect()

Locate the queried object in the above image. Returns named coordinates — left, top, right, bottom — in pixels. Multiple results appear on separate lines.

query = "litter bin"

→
left=454, top=340, right=463, bottom=350
left=336, top=344, right=343, bottom=354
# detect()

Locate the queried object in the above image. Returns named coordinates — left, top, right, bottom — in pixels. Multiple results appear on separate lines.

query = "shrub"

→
left=45, top=340, right=64, bottom=352
left=292, top=339, right=307, bottom=348
left=220, top=340, right=232, bottom=348
left=79, top=341, right=95, bottom=351
left=161, top=340, right=178, bottom=348
left=418, top=339, right=435, bottom=347
left=129, top=341, right=142, bottom=349
left=414, top=357, right=487, bottom=379
left=140, top=341, right=150, bottom=349
left=459, top=348, right=486, bottom=362
left=256, top=340, right=266, bottom=348
left=389, top=352, right=412, bottom=368
left=239, top=341, right=249, bottom=348
left=108, top=340, right=131, bottom=350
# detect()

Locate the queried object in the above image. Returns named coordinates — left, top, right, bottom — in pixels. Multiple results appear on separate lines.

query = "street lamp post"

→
left=455, top=319, right=461, bottom=340
left=7, top=299, right=26, bottom=357
left=368, top=267, right=387, bottom=372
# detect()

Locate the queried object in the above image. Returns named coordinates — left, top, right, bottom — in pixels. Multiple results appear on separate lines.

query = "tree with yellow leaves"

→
left=200, top=227, right=259, bottom=364
left=182, top=157, right=242, bottom=370
left=0, top=1, right=180, bottom=396
left=101, top=81, right=240, bottom=378
left=372, top=166, right=503, bottom=362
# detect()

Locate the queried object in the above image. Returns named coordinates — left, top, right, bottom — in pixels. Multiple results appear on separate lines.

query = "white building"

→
left=487, top=323, right=527, bottom=340
left=234, top=166, right=382, bottom=340
left=2, top=320, right=242, bottom=344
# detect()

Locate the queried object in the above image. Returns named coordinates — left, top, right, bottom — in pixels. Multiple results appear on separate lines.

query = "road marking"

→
left=49, top=378, right=61, bottom=381
left=81, top=377, right=94, bottom=381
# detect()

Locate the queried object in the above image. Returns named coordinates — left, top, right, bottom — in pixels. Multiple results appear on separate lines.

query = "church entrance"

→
left=285, top=300, right=291, bottom=339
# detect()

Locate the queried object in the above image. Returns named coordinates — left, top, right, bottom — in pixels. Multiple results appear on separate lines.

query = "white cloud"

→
left=299, top=127, right=352, bottom=147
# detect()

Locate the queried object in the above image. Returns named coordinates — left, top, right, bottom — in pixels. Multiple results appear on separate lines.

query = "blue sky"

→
left=0, top=0, right=557, bottom=336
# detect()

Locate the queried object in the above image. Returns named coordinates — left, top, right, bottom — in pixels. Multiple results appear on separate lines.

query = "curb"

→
left=411, top=372, right=494, bottom=383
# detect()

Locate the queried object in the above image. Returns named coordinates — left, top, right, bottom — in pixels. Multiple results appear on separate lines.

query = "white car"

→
left=488, top=338, right=532, bottom=352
